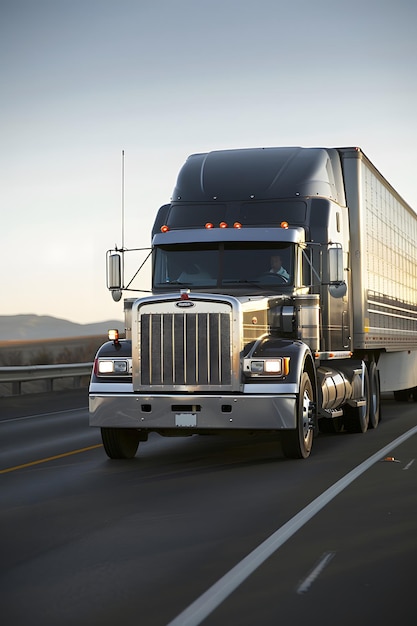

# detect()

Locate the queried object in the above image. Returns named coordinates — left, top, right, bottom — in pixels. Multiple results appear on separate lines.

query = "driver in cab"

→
left=269, top=255, right=289, bottom=282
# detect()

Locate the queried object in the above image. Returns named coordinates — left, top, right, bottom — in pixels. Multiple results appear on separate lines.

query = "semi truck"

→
left=89, top=146, right=417, bottom=459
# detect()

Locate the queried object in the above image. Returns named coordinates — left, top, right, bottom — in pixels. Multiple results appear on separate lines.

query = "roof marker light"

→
left=161, top=225, right=169, bottom=233
left=233, top=222, right=242, bottom=229
left=108, top=329, right=119, bottom=344
left=219, top=222, right=228, bottom=228
left=280, top=221, right=289, bottom=229
left=205, top=222, right=214, bottom=229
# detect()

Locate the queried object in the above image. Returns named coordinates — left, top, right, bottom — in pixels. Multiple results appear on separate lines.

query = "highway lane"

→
left=0, top=390, right=99, bottom=471
left=0, top=392, right=416, bottom=625
left=182, top=429, right=417, bottom=626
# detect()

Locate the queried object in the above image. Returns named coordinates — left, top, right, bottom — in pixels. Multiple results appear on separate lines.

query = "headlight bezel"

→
left=243, top=356, right=290, bottom=378
left=96, top=357, right=132, bottom=377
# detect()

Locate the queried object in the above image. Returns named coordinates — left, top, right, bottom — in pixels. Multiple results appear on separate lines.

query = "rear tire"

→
left=282, top=372, right=314, bottom=459
left=101, top=427, right=140, bottom=459
left=368, top=361, right=381, bottom=428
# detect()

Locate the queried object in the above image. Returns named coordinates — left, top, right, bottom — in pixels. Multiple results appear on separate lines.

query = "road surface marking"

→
left=0, top=407, right=87, bottom=423
left=296, top=551, right=335, bottom=594
left=167, top=424, right=417, bottom=626
left=403, top=458, right=415, bottom=470
left=0, top=444, right=103, bottom=474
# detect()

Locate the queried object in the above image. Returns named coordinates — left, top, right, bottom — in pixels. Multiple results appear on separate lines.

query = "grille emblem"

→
left=175, top=301, right=195, bottom=308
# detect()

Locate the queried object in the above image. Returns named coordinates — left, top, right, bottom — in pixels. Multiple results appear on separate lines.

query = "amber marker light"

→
left=219, top=222, right=228, bottom=228
left=233, top=222, right=242, bottom=229
left=205, top=222, right=214, bottom=229
left=108, top=329, right=119, bottom=344
left=280, top=221, right=289, bottom=229
left=160, top=225, right=170, bottom=233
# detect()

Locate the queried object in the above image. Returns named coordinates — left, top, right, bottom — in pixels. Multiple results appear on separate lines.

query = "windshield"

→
left=153, top=242, right=294, bottom=290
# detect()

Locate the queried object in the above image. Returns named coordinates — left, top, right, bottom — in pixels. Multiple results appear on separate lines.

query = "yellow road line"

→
left=0, top=444, right=103, bottom=474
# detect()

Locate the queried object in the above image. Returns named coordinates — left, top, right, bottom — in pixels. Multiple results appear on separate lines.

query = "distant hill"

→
left=0, top=314, right=124, bottom=342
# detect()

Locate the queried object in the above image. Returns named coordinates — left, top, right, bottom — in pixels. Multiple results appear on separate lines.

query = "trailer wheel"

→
left=101, top=427, right=140, bottom=459
left=344, top=366, right=370, bottom=433
left=282, top=372, right=313, bottom=459
left=368, top=361, right=381, bottom=428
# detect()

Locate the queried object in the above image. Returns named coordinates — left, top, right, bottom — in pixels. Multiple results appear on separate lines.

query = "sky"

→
left=1, top=0, right=417, bottom=325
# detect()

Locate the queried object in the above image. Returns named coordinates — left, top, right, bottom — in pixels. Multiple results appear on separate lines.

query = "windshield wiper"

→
left=222, top=279, right=259, bottom=284
left=161, top=280, right=188, bottom=285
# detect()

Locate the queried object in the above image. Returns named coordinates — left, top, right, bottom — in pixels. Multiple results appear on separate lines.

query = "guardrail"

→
left=0, top=363, right=93, bottom=395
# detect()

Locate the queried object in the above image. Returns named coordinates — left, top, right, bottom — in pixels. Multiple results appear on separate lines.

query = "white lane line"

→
left=296, top=551, right=335, bottom=594
left=0, top=407, right=87, bottom=423
left=403, top=459, right=415, bottom=470
left=167, top=425, right=417, bottom=626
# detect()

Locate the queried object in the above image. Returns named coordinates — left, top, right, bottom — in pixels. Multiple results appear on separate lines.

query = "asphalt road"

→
left=1, top=390, right=416, bottom=626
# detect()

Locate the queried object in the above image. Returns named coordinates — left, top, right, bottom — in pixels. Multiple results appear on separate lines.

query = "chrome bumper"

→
left=89, top=388, right=297, bottom=431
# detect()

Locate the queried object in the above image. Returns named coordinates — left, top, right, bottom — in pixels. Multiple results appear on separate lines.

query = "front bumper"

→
left=89, top=386, right=297, bottom=431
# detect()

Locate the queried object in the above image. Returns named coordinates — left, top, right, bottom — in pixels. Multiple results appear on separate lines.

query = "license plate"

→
left=175, top=413, right=197, bottom=427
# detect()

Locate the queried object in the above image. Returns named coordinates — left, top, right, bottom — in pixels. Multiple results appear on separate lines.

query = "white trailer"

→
left=341, top=149, right=417, bottom=393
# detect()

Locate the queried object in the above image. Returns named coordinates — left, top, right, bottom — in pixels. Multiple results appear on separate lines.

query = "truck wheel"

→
left=281, top=372, right=313, bottom=459
left=368, top=361, right=381, bottom=428
left=101, top=427, right=140, bottom=459
left=344, top=367, right=370, bottom=433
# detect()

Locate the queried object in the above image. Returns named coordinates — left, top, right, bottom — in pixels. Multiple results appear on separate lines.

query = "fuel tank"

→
left=317, top=365, right=352, bottom=410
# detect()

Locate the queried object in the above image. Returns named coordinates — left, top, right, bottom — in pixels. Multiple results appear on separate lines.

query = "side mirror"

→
left=328, top=245, right=344, bottom=283
left=328, top=245, right=347, bottom=298
left=107, top=252, right=122, bottom=290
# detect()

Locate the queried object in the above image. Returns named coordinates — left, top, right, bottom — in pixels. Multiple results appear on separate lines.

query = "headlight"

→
left=96, top=358, right=132, bottom=376
left=244, top=357, right=290, bottom=377
left=264, top=360, right=283, bottom=373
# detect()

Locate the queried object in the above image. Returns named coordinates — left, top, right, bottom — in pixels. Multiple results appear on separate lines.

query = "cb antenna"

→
left=121, top=149, right=125, bottom=250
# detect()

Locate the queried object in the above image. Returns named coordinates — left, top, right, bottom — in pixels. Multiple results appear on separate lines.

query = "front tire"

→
left=282, top=372, right=314, bottom=459
left=101, top=427, right=140, bottom=459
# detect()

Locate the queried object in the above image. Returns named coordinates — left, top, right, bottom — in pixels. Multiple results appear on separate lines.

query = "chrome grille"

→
left=140, top=312, right=232, bottom=387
